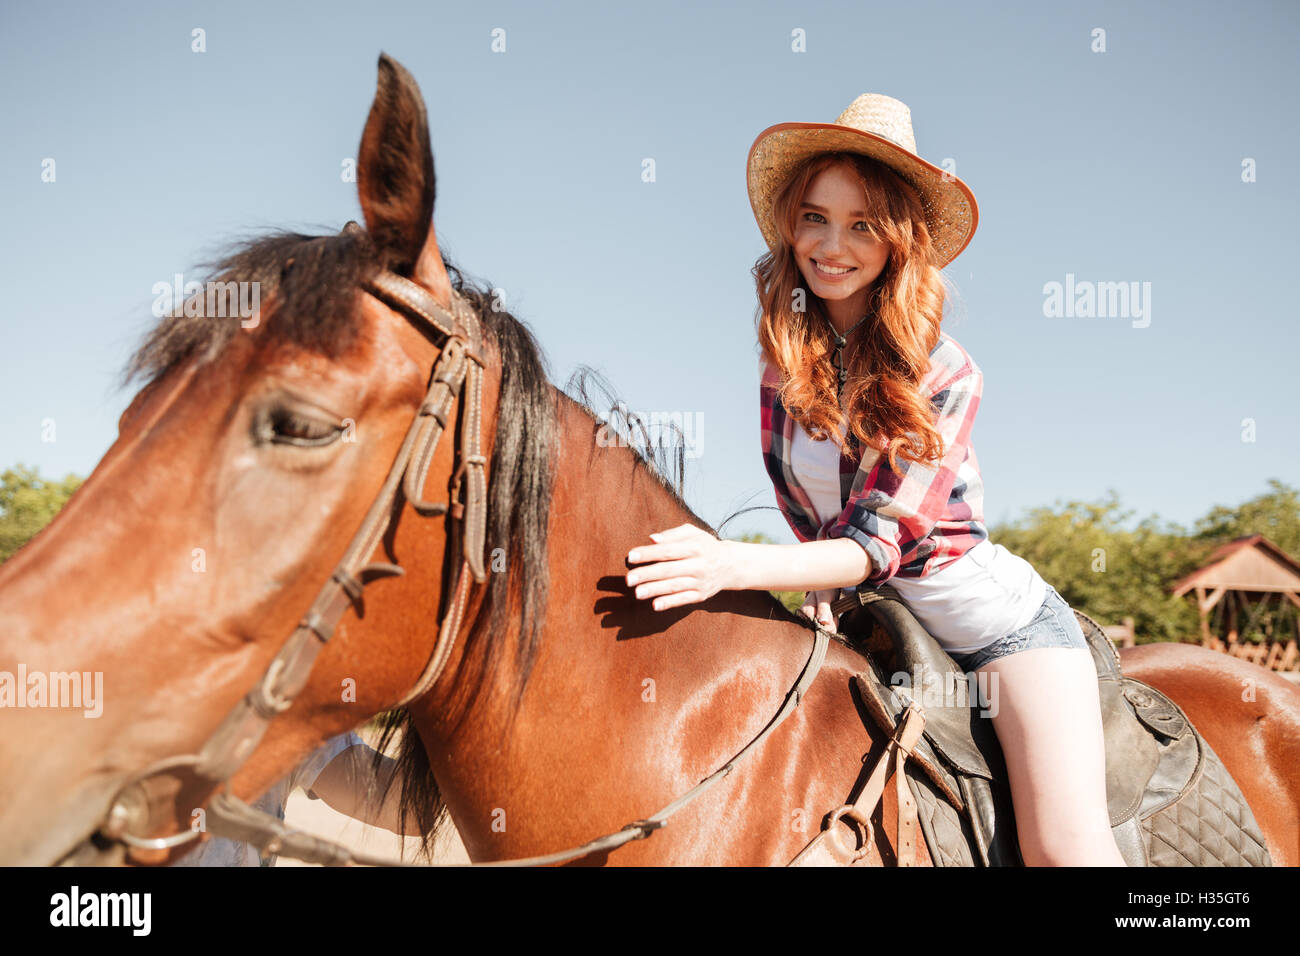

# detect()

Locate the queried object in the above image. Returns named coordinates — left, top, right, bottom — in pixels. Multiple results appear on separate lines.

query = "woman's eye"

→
left=267, top=410, right=342, bottom=446
left=802, top=212, right=825, bottom=223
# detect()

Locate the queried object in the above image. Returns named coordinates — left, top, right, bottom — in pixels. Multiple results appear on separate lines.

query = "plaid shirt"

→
left=759, top=331, right=988, bottom=586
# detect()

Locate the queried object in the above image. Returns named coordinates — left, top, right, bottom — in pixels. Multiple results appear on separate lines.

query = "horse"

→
left=0, top=52, right=1296, bottom=868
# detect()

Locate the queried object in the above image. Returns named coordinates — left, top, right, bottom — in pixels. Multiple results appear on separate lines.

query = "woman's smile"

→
left=811, top=258, right=857, bottom=279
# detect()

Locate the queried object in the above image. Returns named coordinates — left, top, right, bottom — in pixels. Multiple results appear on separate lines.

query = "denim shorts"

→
left=945, top=584, right=1089, bottom=672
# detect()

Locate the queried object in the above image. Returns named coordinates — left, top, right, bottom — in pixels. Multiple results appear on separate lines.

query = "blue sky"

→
left=1, top=0, right=1296, bottom=545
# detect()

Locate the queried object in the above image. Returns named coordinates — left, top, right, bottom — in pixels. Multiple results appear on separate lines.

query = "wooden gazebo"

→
left=1171, top=534, right=1300, bottom=673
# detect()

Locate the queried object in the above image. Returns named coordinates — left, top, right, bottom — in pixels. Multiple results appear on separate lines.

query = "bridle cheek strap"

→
left=193, top=272, right=487, bottom=783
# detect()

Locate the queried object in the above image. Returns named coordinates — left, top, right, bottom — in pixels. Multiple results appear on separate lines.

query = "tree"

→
left=0, top=465, right=84, bottom=563
left=1190, top=479, right=1300, bottom=558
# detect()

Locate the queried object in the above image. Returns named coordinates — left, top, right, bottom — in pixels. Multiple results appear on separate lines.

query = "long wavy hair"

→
left=754, top=151, right=958, bottom=472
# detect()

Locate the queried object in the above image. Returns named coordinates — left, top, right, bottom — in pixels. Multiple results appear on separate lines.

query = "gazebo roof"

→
left=1172, top=534, right=1300, bottom=597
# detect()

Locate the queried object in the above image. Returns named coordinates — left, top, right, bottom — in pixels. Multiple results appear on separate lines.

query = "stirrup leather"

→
left=789, top=700, right=926, bottom=866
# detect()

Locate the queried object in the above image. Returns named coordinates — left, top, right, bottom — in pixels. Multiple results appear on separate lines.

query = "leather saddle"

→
left=796, top=585, right=1273, bottom=867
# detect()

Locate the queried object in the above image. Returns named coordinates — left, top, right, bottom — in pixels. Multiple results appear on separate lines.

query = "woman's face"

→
left=791, top=163, right=890, bottom=321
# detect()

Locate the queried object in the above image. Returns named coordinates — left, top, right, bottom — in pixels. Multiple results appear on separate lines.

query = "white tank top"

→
left=789, top=420, right=1047, bottom=654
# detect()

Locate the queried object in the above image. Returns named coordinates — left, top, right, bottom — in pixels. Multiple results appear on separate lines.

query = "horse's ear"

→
left=357, top=52, right=451, bottom=306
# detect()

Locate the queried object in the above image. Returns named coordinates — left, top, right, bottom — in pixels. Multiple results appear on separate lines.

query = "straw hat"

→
left=746, top=93, right=978, bottom=268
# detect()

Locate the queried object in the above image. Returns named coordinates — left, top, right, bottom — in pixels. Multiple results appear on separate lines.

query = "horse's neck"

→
left=542, top=393, right=812, bottom=683
left=415, top=394, right=848, bottom=861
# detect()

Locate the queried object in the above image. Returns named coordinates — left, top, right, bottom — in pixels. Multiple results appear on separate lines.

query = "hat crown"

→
left=833, top=93, right=917, bottom=154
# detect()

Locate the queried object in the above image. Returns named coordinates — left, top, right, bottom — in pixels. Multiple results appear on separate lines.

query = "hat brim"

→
left=746, top=122, right=978, bottom=268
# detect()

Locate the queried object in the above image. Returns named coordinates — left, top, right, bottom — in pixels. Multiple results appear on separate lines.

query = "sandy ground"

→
left=278, top=723, right=469, bottom=866
left=278, top=791, right=469, bottom=865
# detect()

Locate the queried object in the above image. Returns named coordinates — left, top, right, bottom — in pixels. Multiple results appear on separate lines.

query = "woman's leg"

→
left=974, top=646, right=1127, bottom=866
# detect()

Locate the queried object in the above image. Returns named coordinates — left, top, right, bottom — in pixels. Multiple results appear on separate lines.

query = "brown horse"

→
left=0, top=53, right=1296, bottom=868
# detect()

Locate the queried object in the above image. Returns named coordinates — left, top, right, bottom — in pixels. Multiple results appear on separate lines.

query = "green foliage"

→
left=990, top=482, right=1300, bottom=644
left=0, top=465, right=85, bottom=563
left=1191, top=479, right=1300, bottom=558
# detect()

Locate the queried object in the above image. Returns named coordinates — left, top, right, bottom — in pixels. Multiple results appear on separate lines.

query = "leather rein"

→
left=71, top=227, right=837, bottom=867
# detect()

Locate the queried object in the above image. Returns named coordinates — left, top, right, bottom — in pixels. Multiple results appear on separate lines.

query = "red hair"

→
left=753, top=151, right=956, bottom=472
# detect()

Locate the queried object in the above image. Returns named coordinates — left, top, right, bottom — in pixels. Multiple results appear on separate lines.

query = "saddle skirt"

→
left=801, top=587, right=1273, bottom=867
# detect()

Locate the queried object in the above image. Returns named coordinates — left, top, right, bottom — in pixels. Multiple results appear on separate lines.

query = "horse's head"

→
left=0, top=53, right=537, bottom=865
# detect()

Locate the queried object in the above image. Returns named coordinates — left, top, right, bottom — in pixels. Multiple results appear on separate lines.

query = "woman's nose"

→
left=820, top=228, right=848, bottom=255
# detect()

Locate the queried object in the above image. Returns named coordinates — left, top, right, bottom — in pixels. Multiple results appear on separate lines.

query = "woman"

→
left=624, top=94, right=1125, bottom=866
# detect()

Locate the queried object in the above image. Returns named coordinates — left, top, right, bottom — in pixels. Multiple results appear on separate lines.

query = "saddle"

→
left=790, top=586, right=1273, bottom=867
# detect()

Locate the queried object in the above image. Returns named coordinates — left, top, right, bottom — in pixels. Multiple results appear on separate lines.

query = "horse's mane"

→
left=120, top=225, right=784, bottom=861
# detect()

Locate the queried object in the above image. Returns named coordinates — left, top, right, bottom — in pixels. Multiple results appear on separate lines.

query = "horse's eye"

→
left=268, top=409, right=342, bottom=447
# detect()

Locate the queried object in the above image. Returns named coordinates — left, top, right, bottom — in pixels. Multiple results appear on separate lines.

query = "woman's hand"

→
left=625, top=523, right=736, bottom=611
left=800, top=588, right=840, bottom=629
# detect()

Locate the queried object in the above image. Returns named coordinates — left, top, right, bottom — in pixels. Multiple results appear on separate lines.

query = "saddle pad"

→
left=1138, top=726, right=1272, bottom=866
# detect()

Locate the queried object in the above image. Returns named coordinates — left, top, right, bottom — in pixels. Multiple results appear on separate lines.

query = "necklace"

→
left=829, top=312, right=871, bottom=401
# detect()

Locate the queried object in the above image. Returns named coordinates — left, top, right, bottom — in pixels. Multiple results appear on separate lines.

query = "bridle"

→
left=65, top=223, right=835, bottom=867
left=72, top=221, right=491, bottom=865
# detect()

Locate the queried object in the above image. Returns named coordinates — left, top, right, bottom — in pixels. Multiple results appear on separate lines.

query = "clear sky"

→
left=1, top=0, right=1296, bottom=546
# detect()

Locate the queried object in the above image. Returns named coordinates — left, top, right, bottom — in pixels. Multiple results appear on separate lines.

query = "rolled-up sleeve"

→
left=820, top=367, right=982, bottom=584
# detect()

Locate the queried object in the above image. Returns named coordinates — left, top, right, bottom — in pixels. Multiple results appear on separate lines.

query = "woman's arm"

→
left=726, top=536, right=870, bottom=592
left=624, top=524, right=871, bottom=611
